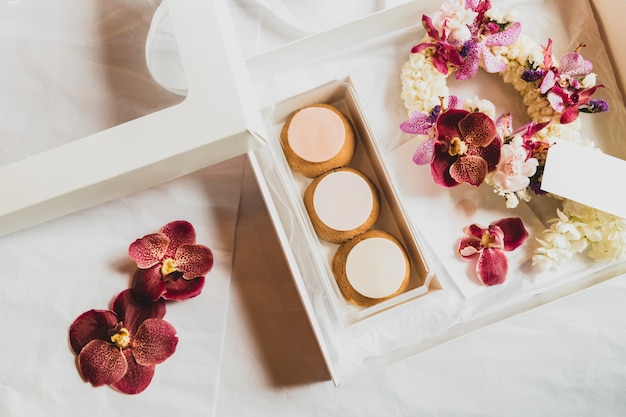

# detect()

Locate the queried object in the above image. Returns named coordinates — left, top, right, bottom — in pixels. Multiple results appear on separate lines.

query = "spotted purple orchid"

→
left=425, top=108, right=501, bottom=187
left=69, top=290, right=178, bottom=394
left=523, top=39, right=608, bottom=124
left=400, top=96, right=462, bottom=165
left=412, top=0, right=521, bottom=80
left=129, top=220, right=213, bottom=302
left=458, top=217, right=528, bottom=286
left=412, top=14, right=464, bottom=75
left=456, top=20, right=521, bottom=80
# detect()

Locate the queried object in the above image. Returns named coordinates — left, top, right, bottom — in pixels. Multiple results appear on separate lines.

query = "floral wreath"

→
left=399, top=0, right=626, bottom=284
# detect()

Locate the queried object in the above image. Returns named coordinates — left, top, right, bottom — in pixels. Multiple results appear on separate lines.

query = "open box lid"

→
left=590, top=0, right=626, bottom=99
left=0, top=0, right=265, bottom=237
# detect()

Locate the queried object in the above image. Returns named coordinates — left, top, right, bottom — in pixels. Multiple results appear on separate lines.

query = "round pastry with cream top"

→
left=303, top=167, right=380, bottom=244
left=332, top=229, right=410, bottom=307
left=280, top=103, right=355, bottom=178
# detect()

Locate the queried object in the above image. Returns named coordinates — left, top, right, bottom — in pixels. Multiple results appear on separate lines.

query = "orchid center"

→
left=481, top=232, right=502, bottom=249
left=448, top=136, right=468, bottom=156
left=161, top=258, right=179, bottom=276
left=110, top=327, right=131, bottom=349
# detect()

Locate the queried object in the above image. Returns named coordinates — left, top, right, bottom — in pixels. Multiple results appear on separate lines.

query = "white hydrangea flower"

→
left=463, top=96, right=496, bottom=119
left=582, top=73, right=597, bottom=88
left=432, top=0, right=477, bottom=42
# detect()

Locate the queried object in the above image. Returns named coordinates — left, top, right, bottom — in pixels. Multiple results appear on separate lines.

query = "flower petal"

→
left=458, top=236, right=482, bottom=258
left=175, top=244, right=213, bottom=279
left=163, top=276, right=206, bottom=301
left=411, top=42, right=434, bottom=54
left=492, top=217, right=529, bottom=251
left=559, top=52, right=592, bottom=77
left=480, top=44, right=507, bottom=73
left=110, top=349, right=155, bottom=395
left=413, top=137, right=436, bottom=165
left=69, top=309, right=119, bottom=355
left=112, top=288, right=166, bottom=333
left=436, top=109, right=468, bottom=140
left=485, top=22, right=521, bottom=47
left=495, top=113, right=513, bottom=138
left=540, top=70, right=557, bottom=94
left=450, top=155, right=488, bottom=186
left=476, top=247, right=508, bottom=286
left=421, top=14, right=440, bottom=41
left=471, top=136, right=501, bottom=171
left=131, top=266, right=167, bottom=302
left=128, top=233, right=169, bottom=269
left=400, top=111, right=433, bottom=135
left=447, top=95, right=462, bottom=109
left=78, top=340, right=127, bottom=387
left=132, top=318, right=178, bottom=366
left=160, top=221, right=196, bottom=258
left=431, top=143, right=459, bottom=187
left=432, top=54, right=451, bottom=75
left=560, top=106, right=579, bottom=124
left=456, top=44, right=479, bottom=80
left=458, top=112, right=496, bottom=147
left=464, top=223, right=488, bottom=239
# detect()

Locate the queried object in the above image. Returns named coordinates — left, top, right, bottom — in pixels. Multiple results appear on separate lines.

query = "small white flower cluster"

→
left=400, top=41, right=449, bottom=115
left=432, top=0, right=478, bottom=42
left=532, top=200, right=626, bottom=271
left=485, top=7, right=520, bottom=26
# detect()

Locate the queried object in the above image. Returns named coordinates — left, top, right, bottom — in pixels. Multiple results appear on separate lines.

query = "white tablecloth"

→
left=2, top=1, right=626, bottom=416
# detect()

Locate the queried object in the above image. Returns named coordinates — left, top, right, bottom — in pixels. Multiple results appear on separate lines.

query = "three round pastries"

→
left=280, top=103, right=410, bottom=307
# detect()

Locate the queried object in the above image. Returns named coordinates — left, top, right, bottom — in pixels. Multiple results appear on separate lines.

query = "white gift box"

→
left=0, top=0, right=265, bottom=236
left=4, top=0, right=626, bottom=386
left=242, top=0, right=626, bottom=384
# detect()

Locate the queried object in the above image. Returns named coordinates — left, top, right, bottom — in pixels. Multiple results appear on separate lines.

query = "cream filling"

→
left=345, top=237, right=407, bottom=299
left=313, top=170, right=373, bottom=231
left=287, top=106, right=345, bottom=163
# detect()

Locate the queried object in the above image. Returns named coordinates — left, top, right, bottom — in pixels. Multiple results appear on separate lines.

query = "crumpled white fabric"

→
left=0, top=1, right=243, bottom=416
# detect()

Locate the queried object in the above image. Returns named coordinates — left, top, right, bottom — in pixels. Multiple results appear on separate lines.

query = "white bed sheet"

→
left=0, top=1, right=242, bottom=416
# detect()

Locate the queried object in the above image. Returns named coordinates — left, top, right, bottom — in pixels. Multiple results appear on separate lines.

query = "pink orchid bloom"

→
left=535, top=40, right=607, bottom=123
left=458, top=217, right=528, bottom=286
left=456, top=20, right=521, bottom=80
left=69, top=290, right=178, bottom=394
left=129, top=220, right=213, bottom=302
left=430, top=109, right=501, bottom=187
left=465, top=0, right=491, bottom=14
left=412, top=14, right=464, bottom=75
left=539, top=39, right=593, bottom=94
left=547, top=84, right=604, bottom=124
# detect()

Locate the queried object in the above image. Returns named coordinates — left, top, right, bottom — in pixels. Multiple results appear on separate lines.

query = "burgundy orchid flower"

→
left=129, top=220, right=213, bottom=302
left=428, top=108, right=501, bottom=187
left=412, top=14, right=464, bottom=75
left=458, top=217, right=528, bottom=286
left=400, top=96, right=462, bottom=165
left=69, top=289, right=178, bottom=394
